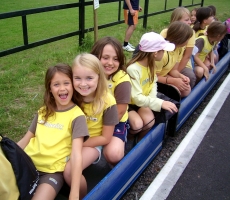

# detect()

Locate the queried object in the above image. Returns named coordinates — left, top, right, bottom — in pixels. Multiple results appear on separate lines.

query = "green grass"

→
left=0, top=0, right=229, bottom=141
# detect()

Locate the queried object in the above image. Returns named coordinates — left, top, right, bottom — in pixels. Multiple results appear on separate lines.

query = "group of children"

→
left=16, top=5, right=228, bottom=200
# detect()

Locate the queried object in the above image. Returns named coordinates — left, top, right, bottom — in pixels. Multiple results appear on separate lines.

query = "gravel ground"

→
left=121, top=69, right=230, bottom=200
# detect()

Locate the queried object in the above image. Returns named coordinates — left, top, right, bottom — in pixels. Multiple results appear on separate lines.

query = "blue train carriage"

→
left=56, top=51, right=230, bottom=200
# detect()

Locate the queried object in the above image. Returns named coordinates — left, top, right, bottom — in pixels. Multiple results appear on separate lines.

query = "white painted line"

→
left=140, top=73, right=230, bottom=200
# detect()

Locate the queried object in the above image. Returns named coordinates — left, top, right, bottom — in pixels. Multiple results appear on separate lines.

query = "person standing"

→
left=123, top=0, right=142, bottom=52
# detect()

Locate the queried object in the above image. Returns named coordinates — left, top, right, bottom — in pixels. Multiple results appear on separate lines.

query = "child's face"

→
left=204, top=16, right=214, bottom=25
left=50, top=72, right=73, bottom=110
left=180, top=13, right=191, bottom=26
left=72, top=65, right=99, bottom=102
left=154, top=50, right=164, bottom=61
left=191, top=10, right=196, bottom=24
left=100, top=44, right=120, bottom=79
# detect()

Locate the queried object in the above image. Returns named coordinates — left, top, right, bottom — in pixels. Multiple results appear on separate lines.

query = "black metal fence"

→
left=0, top=0, right=204, bottom=57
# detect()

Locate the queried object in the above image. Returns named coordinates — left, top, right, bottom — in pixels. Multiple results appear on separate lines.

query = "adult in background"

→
left=123, top=0, right=142, bottom=52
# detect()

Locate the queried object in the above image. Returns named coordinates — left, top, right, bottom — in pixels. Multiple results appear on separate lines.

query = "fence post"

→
left=178, top=0, right=182, bottom=7
left=79, top=0, right=85, bottom=46
left=143, top=0, right=149, bottom=29
left=201, top=0, right=204, bottom=6
left=22, top=15, right=28, bottom=45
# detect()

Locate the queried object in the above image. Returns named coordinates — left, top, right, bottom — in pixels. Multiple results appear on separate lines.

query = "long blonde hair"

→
left=170, top=7, right=191, bottom=23
left=72, top=53, right=108, bottom=115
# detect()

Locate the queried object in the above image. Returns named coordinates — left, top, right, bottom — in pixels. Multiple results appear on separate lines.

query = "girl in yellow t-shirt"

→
left=91, top=37, right=131, bottom=166
left=156, top=21, right=193, bottom=97
left=18, top=64, right=89, bottom=200
left=126, top=32, right=178, bottom=142
left=194, top=21, right=227, bottom=82
left=161, top=7, right=197, bottom=88
left=193, top=7, right=214, bottom=38
left=64, top=53, right=119, bottom=192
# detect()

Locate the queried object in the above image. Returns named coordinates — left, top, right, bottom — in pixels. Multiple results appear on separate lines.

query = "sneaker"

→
left=123, top=45, right=135, bottom=52
left=128, top=43, right=135, bottom=49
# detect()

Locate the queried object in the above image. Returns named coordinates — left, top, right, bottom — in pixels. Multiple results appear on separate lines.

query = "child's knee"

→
left=195, top=67, right=204, bottom=79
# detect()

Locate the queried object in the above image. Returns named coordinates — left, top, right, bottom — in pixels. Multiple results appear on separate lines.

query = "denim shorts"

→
left=113, top=121, right=128, bottom=142
left=92, top=146, right=102, bottom=164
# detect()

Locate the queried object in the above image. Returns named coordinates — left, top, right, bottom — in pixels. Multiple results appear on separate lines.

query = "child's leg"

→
left=103, top=122, right=127, bottom=165
left=103, top=136, right=125, bottom=165
left=64, top=147, right=99, bottom=185
left=204, top=57, right=211, bottom=70
left=128, top=110, right=144, bottom=134
left=181, top=67, right=196, bottom=89
left=138, top=107, right=155, bottom=141
left=32, top=172, right=64, bottom=200
left=194, top=66, right=204, bottom=83
left=32, top=183, right=56, bottom=200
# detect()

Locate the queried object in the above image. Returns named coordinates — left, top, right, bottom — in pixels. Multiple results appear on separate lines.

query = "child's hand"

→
left=162, top=101, right=178, bottom=113
left=181, top=75, right=190, bottom=84
left=203, top=66, right=210, bottom=81
left=174, top=78, right=190, bottom=91
left=210, top=63, right=217, bottom=74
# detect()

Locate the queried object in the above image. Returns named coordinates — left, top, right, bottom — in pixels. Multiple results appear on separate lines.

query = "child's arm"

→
left=177, top=47, right=193, bottom=72
left=83, top=105, right=118, bottom=147
left=114, top=81, right=131, bottom=120
left=209, top=50, right=216, bottom=74
left=177, top=31, right=195, bottom=72
left=157, top=63, right=190, bottom=91
left=17, top=131, right=34, bottom=149
left=83, top=125, right=115, bottom=147
left=69, top=137, right=84, bottom=200
left=125, top=0, right=134, bottom=14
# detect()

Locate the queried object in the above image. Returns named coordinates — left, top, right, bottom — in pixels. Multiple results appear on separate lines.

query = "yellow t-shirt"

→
left=195, top=26, right=208, bottom=38
left=195, top=35, right=215, bottom=62
left=83, top=93, right=118, bottom=138
left=155, top=47, right=184, bottom=76
left=127, top=62, right=163, bottom=112
left=108, top=70, right=131, bottom=122
left=25, top=105, right=87, bottom=173
left=160, top=28, right=195, bottom=69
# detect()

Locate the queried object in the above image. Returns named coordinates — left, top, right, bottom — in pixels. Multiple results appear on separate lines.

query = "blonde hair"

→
left=170, top=7, right=191, bottom=23
left=72, top=53, right=108, bottom=115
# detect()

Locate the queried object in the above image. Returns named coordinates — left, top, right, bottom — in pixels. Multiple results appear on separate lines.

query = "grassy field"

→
left=0, top=0, right=229, bottom=141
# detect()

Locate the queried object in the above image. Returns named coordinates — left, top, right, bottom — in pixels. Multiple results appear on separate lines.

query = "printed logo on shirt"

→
left=38, top=120, right=64, bottom=130
left=86, top=116, right=98, bottom=122
left=142, top=78, right=150, bottom=86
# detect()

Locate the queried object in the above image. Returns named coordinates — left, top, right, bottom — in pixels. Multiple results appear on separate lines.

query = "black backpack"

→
left=0, top=135, right=39, bottom=200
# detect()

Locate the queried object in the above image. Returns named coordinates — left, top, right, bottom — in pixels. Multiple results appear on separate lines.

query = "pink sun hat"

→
left=139, top=32, right=175, bottom=52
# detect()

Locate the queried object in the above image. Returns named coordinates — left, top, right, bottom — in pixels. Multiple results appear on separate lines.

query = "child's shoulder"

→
left=104, top=92, right=117, bottom=105
left=113, top=70, right=130, bottom=82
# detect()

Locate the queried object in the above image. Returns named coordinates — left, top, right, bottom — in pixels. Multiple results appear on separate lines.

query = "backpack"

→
left=0, top=135, right=39, bottom=200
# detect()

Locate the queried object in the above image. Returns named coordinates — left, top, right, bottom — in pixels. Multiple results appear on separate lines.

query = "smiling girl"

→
left=64, top=53, right=119, bottom=195
left=17, top=64, right=89, bottom=200
left=91, top=37, right=131, bottom=165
